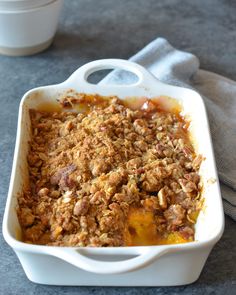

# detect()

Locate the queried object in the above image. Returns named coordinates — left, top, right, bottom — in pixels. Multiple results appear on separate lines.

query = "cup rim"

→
left=0, top=0, right=58, bottom=11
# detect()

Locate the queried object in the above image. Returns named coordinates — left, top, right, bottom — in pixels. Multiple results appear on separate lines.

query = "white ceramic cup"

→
left=0, top=0, right=63, bottom=56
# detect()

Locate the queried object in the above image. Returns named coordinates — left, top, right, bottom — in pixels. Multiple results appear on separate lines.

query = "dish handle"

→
left=46, top=247, right=169, bottom=274
left=67, top=58, right=159, bottom=89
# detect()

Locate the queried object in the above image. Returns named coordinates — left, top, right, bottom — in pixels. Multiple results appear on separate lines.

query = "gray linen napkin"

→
left=101, top=38, right=236, bottom=221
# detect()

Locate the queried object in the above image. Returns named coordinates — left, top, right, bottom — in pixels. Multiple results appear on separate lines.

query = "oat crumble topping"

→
left=17, top=93, right=203, bottom=246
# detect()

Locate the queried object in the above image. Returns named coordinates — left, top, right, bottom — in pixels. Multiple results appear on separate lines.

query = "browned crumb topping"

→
left=17, top=94, right=203, bottom=247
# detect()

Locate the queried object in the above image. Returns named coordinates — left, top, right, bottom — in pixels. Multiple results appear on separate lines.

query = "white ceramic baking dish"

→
left=3, top=59, right=224, bottom=286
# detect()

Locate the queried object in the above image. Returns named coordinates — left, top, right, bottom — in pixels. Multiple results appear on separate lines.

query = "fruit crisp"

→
left=17, top=93, right=203, bottom=246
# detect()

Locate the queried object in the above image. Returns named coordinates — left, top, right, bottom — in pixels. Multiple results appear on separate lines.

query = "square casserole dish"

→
left=3, top=59, right=224, bottom=286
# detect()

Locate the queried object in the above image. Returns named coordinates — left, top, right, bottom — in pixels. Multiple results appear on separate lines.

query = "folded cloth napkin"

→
left=101, top=38, right=236, bottom=221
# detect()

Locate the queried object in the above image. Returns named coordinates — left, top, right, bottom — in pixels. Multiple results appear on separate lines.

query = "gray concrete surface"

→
left=0, top=0, right=236, bottom=294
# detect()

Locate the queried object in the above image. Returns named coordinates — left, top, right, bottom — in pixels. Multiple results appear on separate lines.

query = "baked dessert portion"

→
left=18, top=93, right=203, bottom=246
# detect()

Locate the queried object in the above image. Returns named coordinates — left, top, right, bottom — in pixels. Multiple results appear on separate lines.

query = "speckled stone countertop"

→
left=0, top=0, right=236, bottom=294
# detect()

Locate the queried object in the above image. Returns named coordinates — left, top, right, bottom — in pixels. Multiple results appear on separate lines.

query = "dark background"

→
left=0, top=1, right=236, bottom=294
